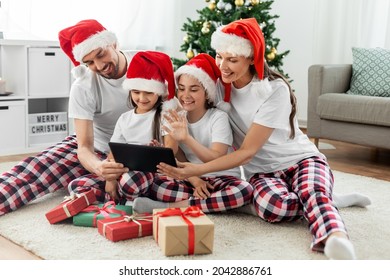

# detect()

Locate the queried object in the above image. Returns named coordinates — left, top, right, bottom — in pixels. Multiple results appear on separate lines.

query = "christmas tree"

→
left=172, top=0, right=289, bottom=77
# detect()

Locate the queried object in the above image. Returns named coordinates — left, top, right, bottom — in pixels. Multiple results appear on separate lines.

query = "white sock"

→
left=324, top=236, right=357, bottom=260
left=333, top=192, right=371, bottom=208
left=233, top=203, right=258, bottom=216
left=133, top=197, right=168, bottom=214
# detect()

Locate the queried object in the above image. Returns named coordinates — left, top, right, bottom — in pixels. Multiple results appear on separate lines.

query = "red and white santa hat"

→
left=122, top=51, right=176, bottom=106
left=58, top=19, right=117, bottom=78
left=211, top=18, right=265, bottom=79
left=174, top=53, right=231, bottom=106
left=211, top=18, right=270, bottom=110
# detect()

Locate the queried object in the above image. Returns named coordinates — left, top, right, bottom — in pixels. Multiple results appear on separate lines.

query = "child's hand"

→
left=162, top=110, right=188, bottom=142
left=105, top=180, right=119, bottom=201
left=188, top=177, right=214, bottom=199
left=149, top=139, right=164, bottom=147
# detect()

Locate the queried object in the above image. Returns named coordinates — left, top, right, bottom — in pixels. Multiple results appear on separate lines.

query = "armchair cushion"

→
left=347, top=47, right=390, bottom=97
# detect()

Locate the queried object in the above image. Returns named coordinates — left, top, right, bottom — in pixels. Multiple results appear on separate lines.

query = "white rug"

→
left=0, top=161, right=389, bottom=260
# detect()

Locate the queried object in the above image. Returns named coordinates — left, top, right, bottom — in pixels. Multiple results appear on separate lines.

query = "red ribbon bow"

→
left=155, top=206, right=203, bottom=255
left=81, top=201, right=127, bottom=227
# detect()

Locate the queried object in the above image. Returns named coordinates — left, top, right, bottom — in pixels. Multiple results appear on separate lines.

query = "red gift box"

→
left=98, top=214, right=153, bottom=242
left=45, top=190, right=96, bottom=224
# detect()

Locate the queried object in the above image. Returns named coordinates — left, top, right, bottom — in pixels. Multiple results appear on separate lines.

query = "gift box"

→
left=97, top=214, right=153, bottom=242
left=153, top=207, right=214, bottom=256
left=45, top=190, right=96, bottom=224
left=73, top=202, right=132, bottom=227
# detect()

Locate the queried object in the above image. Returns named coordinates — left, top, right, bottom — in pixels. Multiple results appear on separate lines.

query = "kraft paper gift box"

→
left=73, top=202, right=132, bottom=227
left=153, top=207, right=214, bottom=256
left=97, top=214, right=153, bottom=242
left=45, top=190, right=96, bottom=224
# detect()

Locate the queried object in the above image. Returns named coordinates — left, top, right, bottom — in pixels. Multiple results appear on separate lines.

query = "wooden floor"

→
left=0, top=137, right=389, bottom=260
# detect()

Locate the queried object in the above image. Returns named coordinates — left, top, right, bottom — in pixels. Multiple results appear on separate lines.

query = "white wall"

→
left=272, top=0, right=316, bottom=125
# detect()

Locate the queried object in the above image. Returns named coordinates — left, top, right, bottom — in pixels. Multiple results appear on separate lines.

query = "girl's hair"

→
left=128, top=92, right=164, bottom=141
left=253, top=62, right=297, bottom=139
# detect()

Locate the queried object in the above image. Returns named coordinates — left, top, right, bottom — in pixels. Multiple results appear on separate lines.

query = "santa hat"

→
left=122, top=51, right=176, bottom=107
left=58, top=19, right=117, bottom=78
left=211, top=18, right=265, bottom=79
left=211, top=18, right=270, bottom=110
left=174, top=53, right=231, bottom=106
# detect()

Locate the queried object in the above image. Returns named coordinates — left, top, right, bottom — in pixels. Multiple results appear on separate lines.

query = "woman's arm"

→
left=157, top=123, right=274, bottom=179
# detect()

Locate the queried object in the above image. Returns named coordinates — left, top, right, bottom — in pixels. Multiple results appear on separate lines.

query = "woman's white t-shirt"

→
left=216, top=77, right=323, bottom=179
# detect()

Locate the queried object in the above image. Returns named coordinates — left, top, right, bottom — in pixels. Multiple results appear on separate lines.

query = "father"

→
left=0, top=19, right=134, bottom=215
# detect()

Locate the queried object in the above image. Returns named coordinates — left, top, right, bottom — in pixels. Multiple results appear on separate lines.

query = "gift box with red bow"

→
left=153, top=207, right=214, bottom=256
left=45, top=190, right=97, bottom=224
left=97, top=213, right=153, bottom=242
left=73, top=202, right=132, bottom=227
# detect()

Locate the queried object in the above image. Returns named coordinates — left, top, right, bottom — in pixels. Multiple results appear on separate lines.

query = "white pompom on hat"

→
left=122, top=51, right=176, bottom=109
left=58, top=19, right=117, bottom=78
left=174, top=53, right=231, bottom=105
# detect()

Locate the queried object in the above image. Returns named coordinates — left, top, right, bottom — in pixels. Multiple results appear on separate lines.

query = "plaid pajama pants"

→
left=0, top=135, right=105, bottom=216
left=68, top=171, right=155, bottom=203
left=247, top=156, right=348, bottom=251
left=149, top=175, right=253, bottom=213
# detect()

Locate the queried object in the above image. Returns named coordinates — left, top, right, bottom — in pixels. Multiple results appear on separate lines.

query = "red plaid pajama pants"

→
left=247, top=156, right=348, bottom=251
left=0, top=135, right=106, bottom=216
left=68, top=171, right=155, bottom=203
left=149, top=175, right=253, bottom=213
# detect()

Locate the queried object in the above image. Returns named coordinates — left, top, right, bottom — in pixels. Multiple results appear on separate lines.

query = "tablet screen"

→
left=109, top=142, right=177, bottom=173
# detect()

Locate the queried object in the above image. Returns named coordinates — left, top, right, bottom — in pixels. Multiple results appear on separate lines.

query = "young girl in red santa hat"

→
left=133, top=53, right=253, bottom=214
left=156, top=18, right=370, bottom=260
left=69, top=51, right=175, bottom=202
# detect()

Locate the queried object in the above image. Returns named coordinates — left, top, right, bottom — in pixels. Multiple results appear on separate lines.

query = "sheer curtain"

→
left=0, top=0, right=179, bottom=54
left=312, top=0, right=390, bottom=63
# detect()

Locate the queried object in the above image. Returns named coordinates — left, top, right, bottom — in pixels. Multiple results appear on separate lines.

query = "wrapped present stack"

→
left=73, top=201, right=132, bottom=227
left=45, top=190, right=96, bottom=224
left=153, top=207, right=214, bottom=256
left=98, top=213, right=153, bottom=242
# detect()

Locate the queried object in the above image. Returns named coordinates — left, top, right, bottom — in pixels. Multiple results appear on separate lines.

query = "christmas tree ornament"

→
left=217, top=1, right=225, bottom=10
left=266, top=52, right=275, bottom=61
left=183, top=35, right=189, bottom=43
left=208, top=2, right=216, bottom=10
left=201, top=26, right=210, bottom=34
left=235, top=0, right=245, bottom=7
left=251, top=0, right=260, bottom=5
left=186, top=48, right=195, bottom=59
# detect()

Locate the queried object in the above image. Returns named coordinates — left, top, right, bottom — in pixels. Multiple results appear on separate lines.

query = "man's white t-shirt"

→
left=179, top=108, right=241, bottom=178
left=216, top=77, right=323, bottom=179
left=68, top=51, right=137, bottom=153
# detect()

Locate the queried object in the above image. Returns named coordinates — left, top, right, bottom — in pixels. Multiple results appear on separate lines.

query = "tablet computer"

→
left=108, top=142, right=177, bottom=173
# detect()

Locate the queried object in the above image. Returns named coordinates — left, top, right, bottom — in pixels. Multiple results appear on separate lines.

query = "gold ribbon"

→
left=62, top=192, right=91, bottom=217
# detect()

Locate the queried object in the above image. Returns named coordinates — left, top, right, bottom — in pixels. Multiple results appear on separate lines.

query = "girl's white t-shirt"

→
left=68, top=51, right=137, bottom=153
left=216, top=77, right=324, bottom=178
left=110, top=108, right=159, bottom=145
left=179, top=108, right=242, bottom=178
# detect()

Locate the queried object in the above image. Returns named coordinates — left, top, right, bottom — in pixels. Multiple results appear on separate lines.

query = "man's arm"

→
left=74, top=118, right=128, bottom=179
